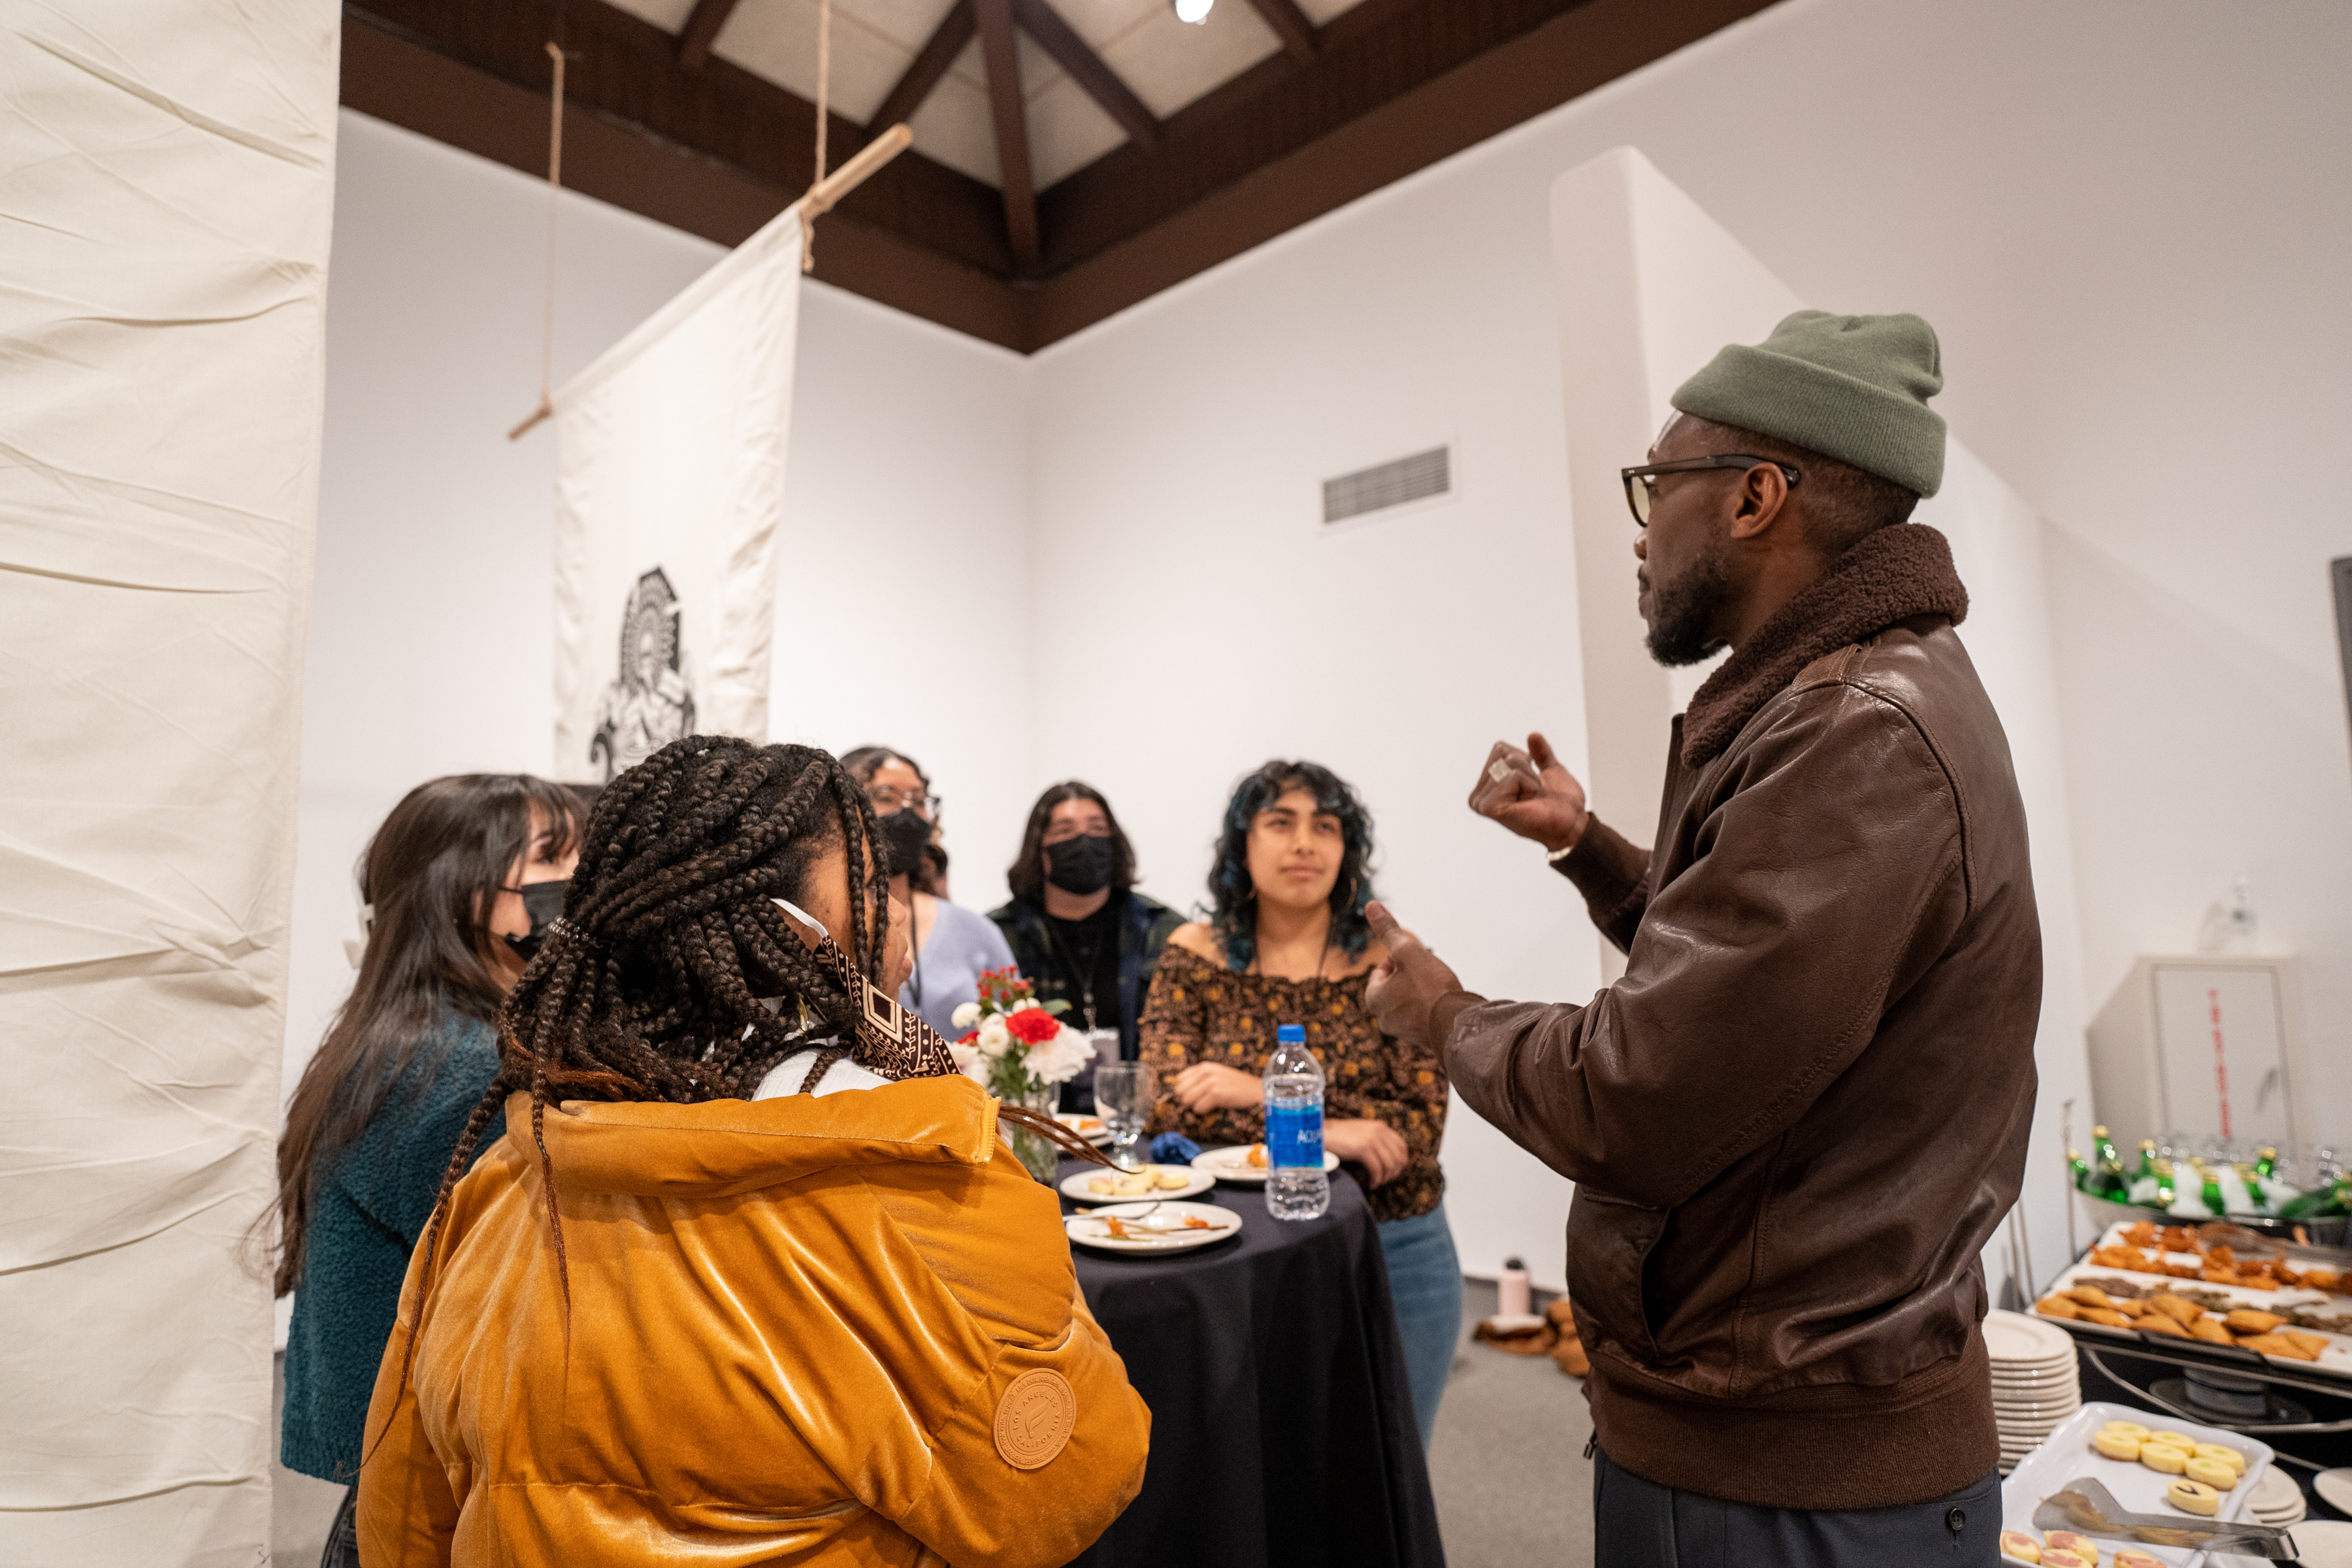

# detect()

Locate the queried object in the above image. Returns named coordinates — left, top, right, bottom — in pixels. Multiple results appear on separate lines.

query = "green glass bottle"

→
left=2136, top=1140, right=2161, bottom=1181
left=2069, top=1147, right=2093, bottom=1193
left=2091, top=1126, right=2127, bottom=1196
left=2197, top=1158, right=2227, bottom=1216
left=2280, top=1177, right=2351, bottom=1221
left=2256, top=1147, right=2279, bottom=1181
left=2153, top=1158, right=2177, bottom=1209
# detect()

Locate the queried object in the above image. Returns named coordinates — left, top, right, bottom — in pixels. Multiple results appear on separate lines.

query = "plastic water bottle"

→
left=1264, top=1024, right=1328, bottom=1220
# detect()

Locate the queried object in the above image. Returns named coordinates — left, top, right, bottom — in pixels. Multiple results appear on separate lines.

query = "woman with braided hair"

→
left=355, top=736, right=1149, bottom=1568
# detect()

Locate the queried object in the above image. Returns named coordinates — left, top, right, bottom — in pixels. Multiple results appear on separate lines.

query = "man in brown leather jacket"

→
left=1367, top=312, right=2036, bottom=1565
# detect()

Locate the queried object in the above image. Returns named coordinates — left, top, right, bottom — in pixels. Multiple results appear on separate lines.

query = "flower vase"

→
left=1002, top=1078, right=1062, bottom=1184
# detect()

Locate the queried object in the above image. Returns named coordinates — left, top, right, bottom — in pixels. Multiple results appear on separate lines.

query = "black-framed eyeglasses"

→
left=1620, top=455, right=1800, bottom=526
left=866, top=784, right=938, bottom=817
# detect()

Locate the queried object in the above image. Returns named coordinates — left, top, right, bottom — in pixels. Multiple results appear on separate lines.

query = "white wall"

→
left=306, top=0, right=2352, bottom=1293
left=291, top=114, right=1034, bottom=1103
left=1023, top=0, right=2352, bottom=1285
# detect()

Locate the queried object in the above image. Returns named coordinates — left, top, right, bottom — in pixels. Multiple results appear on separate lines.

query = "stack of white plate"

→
left=2249, top=1463, right=2308, bottom=1527
left=1984, top=1309, right=2081, bottom=1474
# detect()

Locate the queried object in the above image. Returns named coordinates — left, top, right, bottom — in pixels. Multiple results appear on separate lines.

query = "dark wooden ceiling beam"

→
left=1011, top=0, right=1159, bottom=152
left=1241, top=0, right=1318, bottom=65
left=972, top=0, right=1039, bottom=270
left=866, top=0, right=975, bottom=136
left=676, top=0, right=741, bottom=70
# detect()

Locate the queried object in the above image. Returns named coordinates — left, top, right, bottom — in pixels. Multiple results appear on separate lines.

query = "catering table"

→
left=1055, top=1158, right=1445, bottom=1568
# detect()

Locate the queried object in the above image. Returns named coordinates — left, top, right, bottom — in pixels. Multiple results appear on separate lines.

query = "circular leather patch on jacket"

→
left=993, top=1369, right=1076, bottom=1470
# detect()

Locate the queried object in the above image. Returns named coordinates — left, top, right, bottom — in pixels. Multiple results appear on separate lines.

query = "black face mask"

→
left=502, top=878, right=570, bottom=960
left=1044, top=833, right=1117, bottom=896
left=877, top=809, right=932, bottom=878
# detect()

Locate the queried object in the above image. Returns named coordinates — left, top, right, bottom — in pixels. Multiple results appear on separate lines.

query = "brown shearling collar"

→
left=1680, top=523, right=1969, bottom=768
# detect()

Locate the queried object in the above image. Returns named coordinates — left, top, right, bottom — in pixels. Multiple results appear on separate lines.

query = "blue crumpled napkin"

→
left=1149, top=1132, right=1202, bottom=1164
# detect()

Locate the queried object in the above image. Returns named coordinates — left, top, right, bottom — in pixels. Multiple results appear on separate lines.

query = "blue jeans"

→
left=1377, top=1201, right=1461, bottom=1449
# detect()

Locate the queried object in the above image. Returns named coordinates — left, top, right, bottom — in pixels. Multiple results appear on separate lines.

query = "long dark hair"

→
left=1205, top=760, right=1377, bottom=972
left=1006, top=781, right=1138, bottom=906
left=273, top=774, right=581, bottom=1295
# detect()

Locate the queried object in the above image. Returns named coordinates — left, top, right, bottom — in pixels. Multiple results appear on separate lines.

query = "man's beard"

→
left=1642, top=544, right=1731, bottom=666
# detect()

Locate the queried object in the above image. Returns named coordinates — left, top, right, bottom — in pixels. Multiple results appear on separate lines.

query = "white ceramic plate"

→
left=1192, top=1144, right=1341, bottom=1184
left=1060, top=1164, right=1213, bottom=1203
left=2000, top=1399, right=2274, bottom=1567
left=2287, top=1520, right=2352, bottom=1568
left=1054, top=1112, right=1113, bottom=1146
left=2313, top=1467, right=2352, bottom=1516
left=1065, top=1200, right=1245, bottom=1254
left=1984, top=1309, right=2079, bottom=1365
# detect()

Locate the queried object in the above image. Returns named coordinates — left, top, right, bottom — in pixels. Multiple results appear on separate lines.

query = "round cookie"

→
left=2113, top=1552, right=2163, bottom=1568
left=2191, top=1441, right=2246, bottom=1474
left=1999, top=1531, right=2042, bottom=1563
left=2138, top=1442, right=2189, bottom=1475
left=2168, top=1478, right=2221, bottom=1516
left=2184, top=1456, right=2238, bottom=1490
left=2040, top=1552, right=2091, bottom=1568
left=2044, top=1532, right=2100, bottom=1565
left=2149, top=1430, right=2197, bottom=1450
left=2100, top=1420, right=2150, bottom=1440
left=2092, top=1428, right=2142, bottom=1460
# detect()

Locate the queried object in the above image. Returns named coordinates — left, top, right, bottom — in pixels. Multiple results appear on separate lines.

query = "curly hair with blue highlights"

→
left=1205, top=759, right=1377, bottom=972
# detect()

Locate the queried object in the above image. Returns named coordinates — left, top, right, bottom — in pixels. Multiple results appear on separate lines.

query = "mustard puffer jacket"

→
left=357, top=1076, right=1151, bottom=1566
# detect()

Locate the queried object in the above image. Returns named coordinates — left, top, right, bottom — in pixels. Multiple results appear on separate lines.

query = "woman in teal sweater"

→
left=274, top=774, right=580, bottom=1563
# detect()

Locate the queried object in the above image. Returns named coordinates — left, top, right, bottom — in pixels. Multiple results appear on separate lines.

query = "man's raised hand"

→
left=1468, top=731, right=1589, bottom=853
left=1362, top=901, right=1462, bottom=1053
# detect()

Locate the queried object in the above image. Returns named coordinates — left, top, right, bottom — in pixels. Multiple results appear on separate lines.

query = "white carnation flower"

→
left=976, top=1015, right=1014, bottom=1059
left=950, top=1000, right=981, bottom=1031
left=1022, top=1024, right=1096, bottom=1086
left=949, top=1043, right=988, bottom=1083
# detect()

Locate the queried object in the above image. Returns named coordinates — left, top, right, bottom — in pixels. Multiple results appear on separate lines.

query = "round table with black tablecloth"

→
left=1055, top=1158, right=1445, bottom=1568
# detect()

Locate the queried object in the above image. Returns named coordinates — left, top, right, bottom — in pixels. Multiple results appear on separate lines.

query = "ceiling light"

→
left=1173, top=0, right=1213, bottom=23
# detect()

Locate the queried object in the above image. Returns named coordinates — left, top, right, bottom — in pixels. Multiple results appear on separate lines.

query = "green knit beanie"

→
left=1671, top=310, right=1946, bottom=497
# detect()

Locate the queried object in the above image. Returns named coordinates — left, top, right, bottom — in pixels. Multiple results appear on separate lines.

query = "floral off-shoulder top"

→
left=1138, top=944, right=1447, bottom=1224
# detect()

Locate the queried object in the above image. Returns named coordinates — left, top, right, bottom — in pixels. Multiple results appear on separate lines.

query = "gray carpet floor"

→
left=270, top=1278, right=1594, bottom=1567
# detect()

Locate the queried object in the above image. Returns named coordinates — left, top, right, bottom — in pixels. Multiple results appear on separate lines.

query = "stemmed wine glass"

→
left=1093, top=1061, right=1156, bottom=1171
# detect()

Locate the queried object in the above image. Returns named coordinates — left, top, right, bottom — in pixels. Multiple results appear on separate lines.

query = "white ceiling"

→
left=604, top=0, right=1367, bottom=189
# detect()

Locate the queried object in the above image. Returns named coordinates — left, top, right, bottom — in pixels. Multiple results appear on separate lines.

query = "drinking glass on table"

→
left=1094, top=1062, right=1156, bottom=1169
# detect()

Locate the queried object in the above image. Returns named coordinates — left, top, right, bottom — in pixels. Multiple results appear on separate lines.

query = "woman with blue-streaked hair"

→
left=1139, top=758, right=1458, bottom=1446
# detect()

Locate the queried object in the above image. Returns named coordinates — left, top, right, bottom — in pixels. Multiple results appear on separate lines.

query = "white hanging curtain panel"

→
left=551, top=207, right=803, bottom=782
left=0, top=2, right=338, bottom=1563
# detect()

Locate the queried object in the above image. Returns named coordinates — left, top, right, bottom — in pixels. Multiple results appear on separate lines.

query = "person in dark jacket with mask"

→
left=990, top=783, right=1182, bottom=1078
left=1365, top=312, right=2037, bottom=1566
left=840, top=745, right=1012, bottom=1038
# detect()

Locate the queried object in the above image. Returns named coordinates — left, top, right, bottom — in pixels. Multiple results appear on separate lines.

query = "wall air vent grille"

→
left=1322, top=446, right=1450, bottom=524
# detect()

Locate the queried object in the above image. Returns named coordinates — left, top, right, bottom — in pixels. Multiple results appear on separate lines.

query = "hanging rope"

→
left=802, top=0, right=832, bottom=274
left=508, top=41, right=570, bottom=442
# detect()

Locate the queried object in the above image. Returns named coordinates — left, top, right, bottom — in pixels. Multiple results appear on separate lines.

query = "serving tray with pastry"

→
left=2028, top=1219, right=2352, bottom=1386
left=2000, top=1400, right=2285, bottom=1565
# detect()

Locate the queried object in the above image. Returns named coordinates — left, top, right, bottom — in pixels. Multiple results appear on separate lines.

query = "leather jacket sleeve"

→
left=1445, top=683, right=1972, bottom=1211
left=1554, top=815, right=1652, bottom=955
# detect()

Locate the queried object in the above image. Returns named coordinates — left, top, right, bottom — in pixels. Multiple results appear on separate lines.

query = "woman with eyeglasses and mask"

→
left=989, top=784, right=1182, bottom=1081
left=355, top=737, right=1147, bottom=1567
left=840, top=745, right=1013, bottom=1039
left=1139, top=759, right=1458, bottom=1448
left=274, top=774, right=581, bottom=1564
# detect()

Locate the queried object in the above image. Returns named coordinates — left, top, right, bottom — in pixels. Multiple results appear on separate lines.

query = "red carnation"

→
left=1005, top=1008, right=1060, bottom=1046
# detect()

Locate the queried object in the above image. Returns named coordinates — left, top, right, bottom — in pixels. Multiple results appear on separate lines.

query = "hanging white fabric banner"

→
left=551, top=206, right=802, bottom=782
left=0, top=2, right=338, bottom=1563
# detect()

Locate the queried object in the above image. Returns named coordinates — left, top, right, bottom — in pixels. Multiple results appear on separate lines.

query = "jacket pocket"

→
left=1565, top=1188, right=1668, bottom=1364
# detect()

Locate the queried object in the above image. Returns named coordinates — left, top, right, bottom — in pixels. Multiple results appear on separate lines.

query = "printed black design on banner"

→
left=591, top=566, right=696, bottom=781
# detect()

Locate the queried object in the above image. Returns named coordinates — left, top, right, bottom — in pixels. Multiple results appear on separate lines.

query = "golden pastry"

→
left=2069, top=1286, right=2117, bottom=1309
left=2149, top=1293, right=2202, bottom=1325
left=1152, top=1166, right=1192, bottom=1190
left=2189, top=1317, right=2234, bottom=1345
left=2191, top=1442, right=2246, bottom=1474
left=2224, top=1308, right=2287, bottom=1334
left=2238, top=1331, right=2319, bottom=1360
left=2149, top=1430, right=2196, bottom=1449
left=2078, top=1307, right=2132, bottom=1328
left=2113, top=1552, right=2164, bottom=1568
left=2113, top=1296, right=2154, bottom=1316
left=1245, top=1143, right=1268, bottom=1168
left=2282, top=1328, right=2328, bottom=1356
left=2044, top=1531, right=2099, bottom=1565
left=2167, top=1478, right=2221, bottom=1516
left=2038, top=1552, right=2089, bottom=1568
left=2134, top=1315, right=2188, bottom=1337
left=2099, top=1420, right=2150, bottom=1439
left=2183, top=1456, right=2238, bottom=1490
left=2036, top=1296, right=2081, bottom=1319
left=2138, top=1442, right=2189, bottom=1474
left=1999, top=1529, right=2042, bottom=1562
left=2091, top=1428, right=2142, bottom=1460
